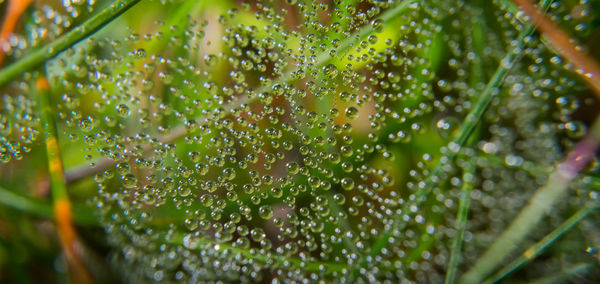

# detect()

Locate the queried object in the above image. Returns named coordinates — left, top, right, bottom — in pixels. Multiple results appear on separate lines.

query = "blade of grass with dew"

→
left=469, top=0, right=486, bottom=89
left=477, top=154, right=600, bottom=190
left=37, top=76, right=93, bottom=283
left=63, top=0, right=419, bottom=184
left=461, top=117, right=600, bottom=283
left=445, top=162, right=476, bottom=284
left=326, top=194, right=362, bottom=257
left=0, top=0, right=142, bottom=87
left=482, top=201, right=599, bottom=284
left=350, top=0, right=553, bottom=278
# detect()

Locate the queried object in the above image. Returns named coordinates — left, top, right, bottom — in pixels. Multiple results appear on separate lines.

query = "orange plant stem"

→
left=0, top=0, right=33, bottom=66
left=37, top=77, right=94, bottom=284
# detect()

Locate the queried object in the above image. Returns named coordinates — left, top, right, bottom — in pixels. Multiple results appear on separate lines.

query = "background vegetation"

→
left=0, top=0, right=599, bottom=283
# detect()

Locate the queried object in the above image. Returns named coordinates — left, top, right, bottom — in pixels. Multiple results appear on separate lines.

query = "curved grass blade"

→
left=0, top=0, right=142, bottom=87
left=530, top=263, right=593, bottom=284
left=0, top=185, right=99, bottom=225
left=0, top=185, right=53, bottom=218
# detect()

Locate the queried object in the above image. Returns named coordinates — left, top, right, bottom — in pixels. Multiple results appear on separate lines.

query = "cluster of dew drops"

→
left=0, top=0, right=97, bottom=162
left=1, top=0, right=599, bottom=282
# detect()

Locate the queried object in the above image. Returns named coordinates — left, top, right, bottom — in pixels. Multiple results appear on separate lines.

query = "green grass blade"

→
left=483, top=203, right=599, bottom=284
left=0, top=185, right=98, bottom=225
left=0, top=185, right=53, bottom=218
left=0, top=0, right=142, bottom=87
left=37, top=77, right=68, bottom=202
left=445, top=162, right=476, bottom=284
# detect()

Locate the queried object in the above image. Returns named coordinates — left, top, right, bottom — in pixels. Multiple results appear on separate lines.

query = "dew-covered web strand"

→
left=63, top=0, right=418, bottom=185
left=165, top=231, right=347, bottom=274
left=350, top=0, right=553, bottom=279
left=0, top=0, right=142, bottom=87
left=78, top=1, right=425, bottom=280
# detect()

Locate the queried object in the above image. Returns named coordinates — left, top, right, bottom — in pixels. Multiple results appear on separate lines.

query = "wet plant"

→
left=0, top=0, right=599, bottom=283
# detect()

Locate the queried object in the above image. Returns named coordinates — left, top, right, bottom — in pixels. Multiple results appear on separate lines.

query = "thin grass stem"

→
left=445, top=162, right=476, bottom=284
left=37, top=76, right=93, bottom=283
left=0, top=185, right=53, bottom=218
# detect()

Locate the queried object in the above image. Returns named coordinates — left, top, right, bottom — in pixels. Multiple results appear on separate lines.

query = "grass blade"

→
left=37, top=76, right=93, bottom=283
left=166, top=232, right=347, bottom=274
left=445, top=162, right=476, bottom=284
left=0, top=185, right=53, bottom=218
left=0, top=0, right=142, bottom=87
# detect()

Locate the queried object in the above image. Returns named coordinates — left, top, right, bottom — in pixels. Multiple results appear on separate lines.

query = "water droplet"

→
left=286, top=162, right=299, bottom=175
left=345, top=107, right=358, bottom=119
left=116, top=104, right=130, bottom=117
left=122, top=174, right=137, bottom=189
left=258, top=205, right=273, bottom=219
left=340, top=177, right=354, bottom=190
left=323, top=64, right=338, bottom=79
